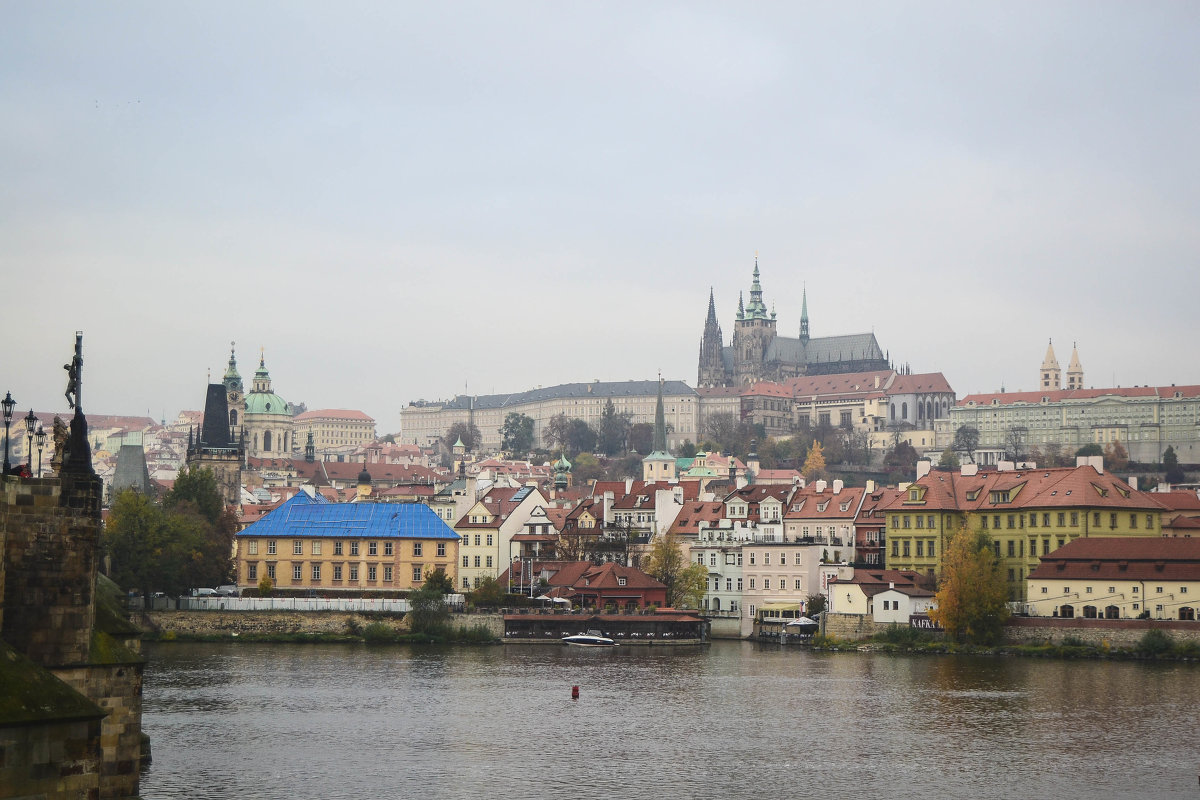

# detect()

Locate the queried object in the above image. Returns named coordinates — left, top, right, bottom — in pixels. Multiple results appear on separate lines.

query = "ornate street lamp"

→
left=24, top=409, right=37, bottom=473
left=1, top=392, right=14, bottom=475
left=35, top=425, right=47, bottom=478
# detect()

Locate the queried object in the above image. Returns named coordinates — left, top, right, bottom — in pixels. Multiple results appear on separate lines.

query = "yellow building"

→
left=235, top=491, right=458, bottom=593
left=882, top=462, right=1167, bottom=601
left=1027, top=537, right=1200, bottom=620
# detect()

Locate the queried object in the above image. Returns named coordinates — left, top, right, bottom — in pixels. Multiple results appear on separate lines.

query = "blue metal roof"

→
left=237, top=494, right=458, bottom=540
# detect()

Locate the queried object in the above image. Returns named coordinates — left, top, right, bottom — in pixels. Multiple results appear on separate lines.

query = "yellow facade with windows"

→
left=883, top=465, right=1166, bottom=602
left=238, top=533, right=456, bottom=593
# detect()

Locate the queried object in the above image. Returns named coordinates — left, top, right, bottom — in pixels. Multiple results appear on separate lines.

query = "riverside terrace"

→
left=503, top=609, right=708, bottom=644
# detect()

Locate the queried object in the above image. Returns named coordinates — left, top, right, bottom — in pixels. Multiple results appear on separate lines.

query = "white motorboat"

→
left=562, top=630, right=617, bottom=647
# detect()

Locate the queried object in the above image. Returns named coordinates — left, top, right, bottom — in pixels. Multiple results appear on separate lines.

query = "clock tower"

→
left=223, top=342, right=246, bottom=434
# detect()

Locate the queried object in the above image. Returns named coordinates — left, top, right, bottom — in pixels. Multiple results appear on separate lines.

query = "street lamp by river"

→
left=24, top=409, right=37, bottom=473
left=1, top=392, right=14, bottom=475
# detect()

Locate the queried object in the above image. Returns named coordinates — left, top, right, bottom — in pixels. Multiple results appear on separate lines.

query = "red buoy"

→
left=571, top=685, right=580, bottom=699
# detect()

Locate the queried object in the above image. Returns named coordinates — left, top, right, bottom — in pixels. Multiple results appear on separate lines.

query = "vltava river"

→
left=139, top=641, right=1199, bottom=799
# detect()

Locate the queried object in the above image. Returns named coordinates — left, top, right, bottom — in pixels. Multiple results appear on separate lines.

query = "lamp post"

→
left=1, top=392, right=14, bottom=475
left=24, top=409, right=37, bottom=473
left=35, top=425, right=46, bottom=478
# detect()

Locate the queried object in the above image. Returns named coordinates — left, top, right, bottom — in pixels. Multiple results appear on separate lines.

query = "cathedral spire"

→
left=799, top=284, right=810, bottom=343
left=746, top=256, right=768, bottom=319
left=706, top=287, right=717, bottom=325
left=736, top=291, right=744, bottom=320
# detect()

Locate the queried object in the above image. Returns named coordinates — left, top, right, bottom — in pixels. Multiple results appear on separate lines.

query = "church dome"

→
left=358, top=465, right=372, bottom=485
left=245, top=391, right=291, bottom=416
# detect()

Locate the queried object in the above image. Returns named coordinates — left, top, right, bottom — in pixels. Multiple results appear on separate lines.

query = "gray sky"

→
left=3, top=3, right=1198, bottom=434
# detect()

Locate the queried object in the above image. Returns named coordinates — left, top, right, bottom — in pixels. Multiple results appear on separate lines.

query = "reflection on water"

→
left=140, top=641, right=1199, bottom=800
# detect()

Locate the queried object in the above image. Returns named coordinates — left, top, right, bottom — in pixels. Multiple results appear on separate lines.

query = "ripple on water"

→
left=139, top=642, right=1200, bottom=800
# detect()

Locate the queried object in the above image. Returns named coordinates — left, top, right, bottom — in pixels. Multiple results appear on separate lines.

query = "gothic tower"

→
left=1066, top=343, right=1084, bottom=390
left=697, top=287, right=727, bottom=387
left=730, top=258, right=777, bottom=385
left=186, top=383, right=245, bottom=506
left=1040, top=340, right=1061, bottom=391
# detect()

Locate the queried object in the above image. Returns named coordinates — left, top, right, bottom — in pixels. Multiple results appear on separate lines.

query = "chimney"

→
left=865, top=479, right=876, bottom=493
left=960, top=464, right=978, bottom=477
left=832, top=479, right=843, bottom=494
left=1128, top=476, right=1138, bottom=491
left=625, top=478, right=633, bottom=493
left=603, top=491, right=615, bottom=524
left=815, top=479, right=827, bottom=493
left=997, top=460, right=1014, bottom=472
left=889, top=582, right=895, bottom=589
left=916, top=460, right=931, bottom=480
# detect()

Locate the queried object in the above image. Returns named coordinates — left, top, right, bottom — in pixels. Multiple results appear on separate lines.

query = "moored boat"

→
left=562, top=630, right=617, bottom=647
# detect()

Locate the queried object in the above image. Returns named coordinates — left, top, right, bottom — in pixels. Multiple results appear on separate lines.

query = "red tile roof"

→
left=959, top=385, right=1200, bottom=407
left=668, top=501, right=727, bottom=536
left=294, top=408, right=375, bottom=422
left=880, top=466, right=1166, bottom=514
left=1029, top=536, right=1200, bottom=581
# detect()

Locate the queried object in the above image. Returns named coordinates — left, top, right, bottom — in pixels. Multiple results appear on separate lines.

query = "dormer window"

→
left=618, top=577, right=626, bottom=586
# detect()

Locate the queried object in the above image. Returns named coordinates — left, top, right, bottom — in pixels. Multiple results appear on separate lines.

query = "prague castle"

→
left=698, top=259, right=889, bottom=387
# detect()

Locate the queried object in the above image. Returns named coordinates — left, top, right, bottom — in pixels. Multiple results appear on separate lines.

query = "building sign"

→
left=909, top=614, right=942, bottom=631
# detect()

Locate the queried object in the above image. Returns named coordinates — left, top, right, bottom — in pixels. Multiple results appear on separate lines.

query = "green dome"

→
left=245, top=391, right=291, bottom=416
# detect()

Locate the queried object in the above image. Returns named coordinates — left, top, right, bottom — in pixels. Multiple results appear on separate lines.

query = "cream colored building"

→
left=1027, top=537, right=1200, bottom=620
left=402, top=380, right=699, bottom=452
left=293, top=409, right=376, bottom=456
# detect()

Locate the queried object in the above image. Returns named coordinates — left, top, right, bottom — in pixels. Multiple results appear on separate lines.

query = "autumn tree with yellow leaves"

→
left=928, top=524, right=1010, bottom=644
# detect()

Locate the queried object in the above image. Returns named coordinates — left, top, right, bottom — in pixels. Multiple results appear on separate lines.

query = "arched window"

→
left=902, top=402, right=908, bottom=419
left=926, top=401, right=933, bottom=420
left=253, top=432, right=259, bottom=450
left=264, top=430, right=273, bottom=452
left=890, top=404, right=896, bottom=421
left=1180, top=607, right=1196, bottom=621
left=229, top=409, right=238, bottom=427
left=1082, top=605, right=1097, bottom=619
left=1060, top=604, right=1075, bottom=618
left=1104, top=605, right=1119, bottom=619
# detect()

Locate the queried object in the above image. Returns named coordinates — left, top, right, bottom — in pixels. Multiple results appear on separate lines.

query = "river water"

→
left=139, top=641, right=1199, bottom=800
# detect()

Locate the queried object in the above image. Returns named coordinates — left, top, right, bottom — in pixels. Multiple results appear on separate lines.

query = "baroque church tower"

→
left=223, top=342, right=245, bottom=433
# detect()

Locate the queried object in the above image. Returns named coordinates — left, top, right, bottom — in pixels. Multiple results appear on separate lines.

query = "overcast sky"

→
left=3, top=3, right=1198, bottom=434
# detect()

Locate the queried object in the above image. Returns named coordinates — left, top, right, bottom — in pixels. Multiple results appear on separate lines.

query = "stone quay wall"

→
left=1003, top=617, right=1200, bottom=647
left=143, top=610, right=506, bottom=638
left=823, top=612, right=1200, bottom=647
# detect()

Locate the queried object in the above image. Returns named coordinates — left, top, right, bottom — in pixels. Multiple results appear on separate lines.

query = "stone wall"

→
left=708, top=617, right=743, bottom=639
left=822, top=612, right=892, bottom=640
left=1004, top=617, right=1200, bottom=647
left=58, top=660, right=145, bottom=800
left=0, top=718, right=102, bottom=799
left=1, top=474, right=102, bottom=667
